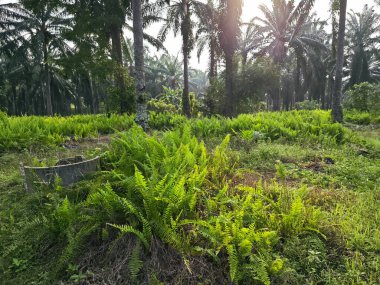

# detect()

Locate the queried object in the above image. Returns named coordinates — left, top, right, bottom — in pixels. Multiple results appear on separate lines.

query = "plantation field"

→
left=0, top=111, right=380, bottom=285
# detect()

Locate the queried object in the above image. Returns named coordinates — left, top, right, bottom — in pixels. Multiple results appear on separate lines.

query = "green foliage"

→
left=204, top=78, right=225, bottom=115
left=235, top=57, right=280, bottom=113
left=0, top=113, right=134, bottom=152
left=0, top=110, right=354, bottom=153
left=345, top=111, right=373, bottom=125
left=128, top=241, right=144, bottom=283
left=0, top=110, right=379, bottom=285
left=106, top=67, right=136, bottom=114
left=148, top=87, right=200, bottom=116
left=295, top=100, right=321, bottom=110
left=147, top=87, right=182, bottom=114
left=344, top=82, right=380, bottom=114
left=104, top=126, right=210, bottom=250
left=152, top=110, right=352, bottom=145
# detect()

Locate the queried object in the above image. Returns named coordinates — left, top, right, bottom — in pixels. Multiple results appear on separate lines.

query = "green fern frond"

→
left=134, top=166, right=148, bottom=191
left=227, top=244, right=239, bottom=282
left=128, top=241, right=144, bottom=282
left=108, top=224, right=150, bottom=249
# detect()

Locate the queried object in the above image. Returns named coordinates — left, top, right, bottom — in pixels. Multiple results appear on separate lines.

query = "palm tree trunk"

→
left=294, top=57, right=302, bottom=102
left=132, top=0, right=149, bottom=129
left=223, top=52, right=234, bottom=116
left=182, top=0, right=191, bottom=117
left=111, top=25, right=130, bottom=114
left=272, top=87, right=281, bottom=111
left=88, top=72, right=97, bottom=114
left=43, top=41, right=53, bottom=116
left=11, top=84, right=17, bottom=115
left=332, top=0, right=347, bottom=123
left=209, top=38, right=216, bottom=80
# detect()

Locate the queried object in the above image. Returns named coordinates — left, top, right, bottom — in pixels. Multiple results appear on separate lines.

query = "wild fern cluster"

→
left=0, top=110, right=354, bottom=153
left=0, top=112, right=134, bottom=152
left=2, top=110, right=377, bottom=284
left=24, top=125, right=327, bottom=284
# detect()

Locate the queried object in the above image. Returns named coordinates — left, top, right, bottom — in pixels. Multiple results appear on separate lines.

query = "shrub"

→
left=345, top=111, right=372, bottom=125
left=344, top=82, right=380, bottom=114
left=295, top=100, right=321, bottom=110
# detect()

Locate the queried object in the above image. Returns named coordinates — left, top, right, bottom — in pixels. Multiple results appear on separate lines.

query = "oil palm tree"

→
left=239, top=21, right=266, bottom=66
left=147, top=53, right=183, bottom=91
left=0, top=2, right=73, bottom=116
left=256, top=0, right=320, bottom=110
left=218, top=0, right=243, bottom=116
left=132, top=0, right=149, bottom=129
left=346, top=5, right=380, bottom=88
left=195, top=0, right=221, bottom=80
left=130, top=0, right=169, bottom=128
left=256, top=0, right=316, bottom=63
left=64, top=0, right=166, bottom=114
left=159, top=0, right=206, bottom=117
left=294, top=15, right=329, bottom=104
left=332, top=0, right=347, bottom=123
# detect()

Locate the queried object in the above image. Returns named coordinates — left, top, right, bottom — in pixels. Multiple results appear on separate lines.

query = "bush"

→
left=204, top=78, right=225, bottom=115
left=344, top=82, right=380, bottom=114
left=345, top=111, right=372, bottom=125
left=295, top=100, right=321, bottom=110
left=106, top=67, right=136, bottom=113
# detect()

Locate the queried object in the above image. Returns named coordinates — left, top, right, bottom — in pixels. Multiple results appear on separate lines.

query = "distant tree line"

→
left=1, top=0, right=379, bottom=122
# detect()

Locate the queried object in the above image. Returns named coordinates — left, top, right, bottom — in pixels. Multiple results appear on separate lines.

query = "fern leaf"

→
left=128, top=241, right=144, bottom=282
left=108, top=224, right=150, bottom=249
left=227, top=245, right=239, bottom=282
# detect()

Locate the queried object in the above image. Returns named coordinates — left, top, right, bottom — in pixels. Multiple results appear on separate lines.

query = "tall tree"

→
left=196, top=0, right=220, bottom=80
left=160, top=0, right=205, bottom=117
left=106, top=0, right=133, bottom=113
left=332, top=0, right=347, bottom=123
left=256, top=0, right=318, bottom=110
left=218, top=0, right=242, bottom=116
left=145, top=53, right=183, bottom=94
left=325, top=0, right=339, bottom=109
left=346, top=5, right=380, bottom=88
left=239, top=22, right=264, bottom=66
left=132, top=0, right=149, bottom=129
left=64, top=0, right=166, bottom=115
left=0, top=2, right=72, bottom=116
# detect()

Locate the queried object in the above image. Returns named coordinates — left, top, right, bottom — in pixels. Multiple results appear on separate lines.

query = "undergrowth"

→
left=0, top=110, right=379, bottom=284
left=0, top=110, right=358, bottom=153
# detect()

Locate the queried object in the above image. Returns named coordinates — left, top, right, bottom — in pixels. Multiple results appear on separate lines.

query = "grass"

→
left=0, top=110, right=379, bottom=284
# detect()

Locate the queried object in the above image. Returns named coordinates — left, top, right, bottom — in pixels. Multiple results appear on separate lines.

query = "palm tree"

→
left=324, top=0, right=340, bottom=109
left=256, top=0, right=319, bottom=110
left=146, top=53, right=183, bottom=93
left=132, top=0, right=149, bottom=129
left=189, top=68, right=208, bottom=95
left=65, top=0, right=166, bottom=114
left=0, top=3, right=72, bottom=116
left=64, top=0, right=135, bottom=114
left=218, top=0, right=243, bottom=116
left=332, top=0, right=347, bottom=123
left=346, top=5, right=380, bottom=88
left=195, top=0, right=221, bottom=80
left=159, top=0, right=205, bottom=117
left=239, top=22, right=265, bottom=66
left=296, top=15, right=329, bottom=105
left=105, top=0, right=133, bottom=113
left=256, top=0, right=316, bottom=63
